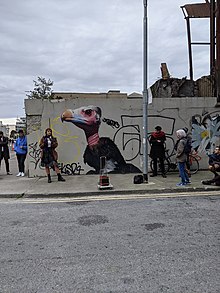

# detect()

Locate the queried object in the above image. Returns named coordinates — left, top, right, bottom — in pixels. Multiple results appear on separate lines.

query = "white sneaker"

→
left=21, top=172, right=25, bottom=177
left=16, top=172, right=21, bottom=177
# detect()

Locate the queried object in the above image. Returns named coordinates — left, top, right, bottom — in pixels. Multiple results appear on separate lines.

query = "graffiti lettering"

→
left=58, top=162, right=84, bottom=175
left=102, top=118, right=120, bottom=129
left=28, top=142, right=41, bottom=169
left=113, top=114, right=176, bottom=161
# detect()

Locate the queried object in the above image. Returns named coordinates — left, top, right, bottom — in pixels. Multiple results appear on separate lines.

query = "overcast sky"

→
left=0, top=0, right=209, bottom=120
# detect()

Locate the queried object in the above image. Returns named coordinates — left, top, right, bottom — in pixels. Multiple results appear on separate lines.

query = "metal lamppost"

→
left=142, top=0, right=149, bottom=183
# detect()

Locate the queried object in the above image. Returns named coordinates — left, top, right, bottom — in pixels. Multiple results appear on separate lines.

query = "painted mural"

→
left=26, top=96, right=220, bottom=177
left=191, top=110, right=220, bottom=153
left=61, top=106, right=142, bottom=174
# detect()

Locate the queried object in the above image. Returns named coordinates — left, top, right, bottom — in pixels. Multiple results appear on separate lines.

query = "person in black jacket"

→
left=39, top=128, right=65, bottom=183
left=0, top=131, right=12, bottom=175
left=149, top=126, right=166, bottom=177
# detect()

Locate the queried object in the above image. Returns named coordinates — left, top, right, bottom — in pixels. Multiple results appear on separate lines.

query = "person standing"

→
left=201, top=146, right=220, bottom=185
left=0, top=131, right=12, bottom=175
left=207, top=146, right=220, bottom=177
left=14, top=129, right=28, bottom=177
left=149, top=125, right=166, bottom=178
left=39, top=128, right=65, bottom=183
left=182, top=127, right=192, bottom=176
left=175, top=129, right=190, bottom=186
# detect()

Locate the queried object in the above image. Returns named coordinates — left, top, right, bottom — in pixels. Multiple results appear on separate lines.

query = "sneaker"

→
left=7, top=172, right=12, bottom=175
left=16, top=172, right=21, bottom=177
left=186, top=180, right=191, bottom=184
left=176, top=182, right=186, bottom=187
left=21, top=172, right=25, bottom=177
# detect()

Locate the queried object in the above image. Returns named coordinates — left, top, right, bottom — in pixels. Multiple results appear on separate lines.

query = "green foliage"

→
left=26, top=76, right=54, bottom=100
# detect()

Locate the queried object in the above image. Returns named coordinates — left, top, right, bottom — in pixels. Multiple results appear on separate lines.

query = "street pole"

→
left=143, top=0, right=148, bottom=183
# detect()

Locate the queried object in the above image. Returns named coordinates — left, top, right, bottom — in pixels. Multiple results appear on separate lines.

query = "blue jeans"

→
left=178, top=162, right=189, bottom=184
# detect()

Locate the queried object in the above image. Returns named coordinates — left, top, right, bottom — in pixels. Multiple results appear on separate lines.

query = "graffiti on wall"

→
left=28, top=142, right=42, bottom=170
left=28, top=115, right=83, bottom=174
left=30, top=105, right=219, bottom=174
left=113, top=114, right=176, bottom=161
left=191, top=110, right=220, bottom=153
left=61, top=106, right=142, bottom=174
left=102, top=117, right=120, bottom=129
left=29, top=140, right=84, bottom=175
left=58, top=162, right=84, bottom=175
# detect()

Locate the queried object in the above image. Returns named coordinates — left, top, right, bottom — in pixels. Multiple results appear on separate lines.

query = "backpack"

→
left=133, top=174, right=144, bottom=184
left=184, top=136, right=192, bottom=154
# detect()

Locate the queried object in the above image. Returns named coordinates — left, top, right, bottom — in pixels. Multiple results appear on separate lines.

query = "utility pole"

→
left=143, top=0, right=148, bottom=183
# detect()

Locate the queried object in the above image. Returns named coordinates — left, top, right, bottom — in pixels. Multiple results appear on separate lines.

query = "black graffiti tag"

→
left=28, top=142, right=41, bottom=169
left=58, top=162, right=84, bottom=175
left=102, top=118, right=120, bottom=129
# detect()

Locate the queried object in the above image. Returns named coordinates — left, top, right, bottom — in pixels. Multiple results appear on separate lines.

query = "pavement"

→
left=0, top=152, right=220, bottom=199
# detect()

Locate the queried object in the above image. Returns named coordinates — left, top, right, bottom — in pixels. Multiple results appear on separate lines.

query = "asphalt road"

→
left=0, top=193, right=219, bottom=293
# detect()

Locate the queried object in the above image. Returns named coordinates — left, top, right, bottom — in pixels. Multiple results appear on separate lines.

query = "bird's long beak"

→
left=61, top=109, right=73, bottom=122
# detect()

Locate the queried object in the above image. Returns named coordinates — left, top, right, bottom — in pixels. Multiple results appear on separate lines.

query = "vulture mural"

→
left=61, top=105, right=141, bottom=174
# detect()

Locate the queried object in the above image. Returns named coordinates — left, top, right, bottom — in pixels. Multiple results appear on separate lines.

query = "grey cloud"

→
left=0, top=0, right=210, bottom=118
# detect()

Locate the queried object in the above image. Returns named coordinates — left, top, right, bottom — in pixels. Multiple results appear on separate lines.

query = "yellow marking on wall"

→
left=50, top=116, right=82, bottom=161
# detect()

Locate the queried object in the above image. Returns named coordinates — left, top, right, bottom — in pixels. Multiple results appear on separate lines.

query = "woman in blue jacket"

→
left=14, top=129, right=27, bottom=177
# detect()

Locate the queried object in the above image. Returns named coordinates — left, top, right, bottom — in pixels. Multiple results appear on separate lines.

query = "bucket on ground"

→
left=97, top=156, right=113, bottom=190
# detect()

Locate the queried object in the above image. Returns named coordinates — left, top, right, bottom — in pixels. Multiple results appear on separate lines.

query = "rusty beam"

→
left=160, top=63, right=170, bottom=79
left=186, top=17, right=194, bottom=80
left=217, top=0, right=220, bottom=102
left=182, top=3, right=210, bottom=18
left=210, top=0, right=216, bottom=76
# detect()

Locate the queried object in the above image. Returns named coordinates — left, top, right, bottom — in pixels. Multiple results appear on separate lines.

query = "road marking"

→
left=0, top=190, right=219, bottom=204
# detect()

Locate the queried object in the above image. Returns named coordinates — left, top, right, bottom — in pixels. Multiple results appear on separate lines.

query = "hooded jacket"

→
left=14, top=136, right=28, bottom=155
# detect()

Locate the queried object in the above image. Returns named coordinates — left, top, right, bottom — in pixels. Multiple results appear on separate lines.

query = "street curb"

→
left=1, top=185, right=219, bottom=199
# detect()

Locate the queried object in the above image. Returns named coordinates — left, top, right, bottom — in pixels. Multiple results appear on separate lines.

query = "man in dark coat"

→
left=149, top=125, right=166, bottom=177
left=0, top=131, right=12, bottom=175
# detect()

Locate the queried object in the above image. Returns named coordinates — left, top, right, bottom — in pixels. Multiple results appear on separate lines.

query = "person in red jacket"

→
left=149, top=126, right=166, bottom=178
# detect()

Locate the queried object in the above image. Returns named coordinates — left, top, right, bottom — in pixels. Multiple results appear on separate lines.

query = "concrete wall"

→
left=25, top=93, right=220, bottom=177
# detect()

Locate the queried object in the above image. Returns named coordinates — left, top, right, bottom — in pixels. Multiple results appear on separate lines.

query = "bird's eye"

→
left=85, top=109, right=92, bottom=116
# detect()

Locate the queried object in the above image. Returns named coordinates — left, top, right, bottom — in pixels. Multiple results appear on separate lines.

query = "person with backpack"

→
left=175, top=129, right=190, bottom=186
left=182, top=127, right=192, bottom=176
